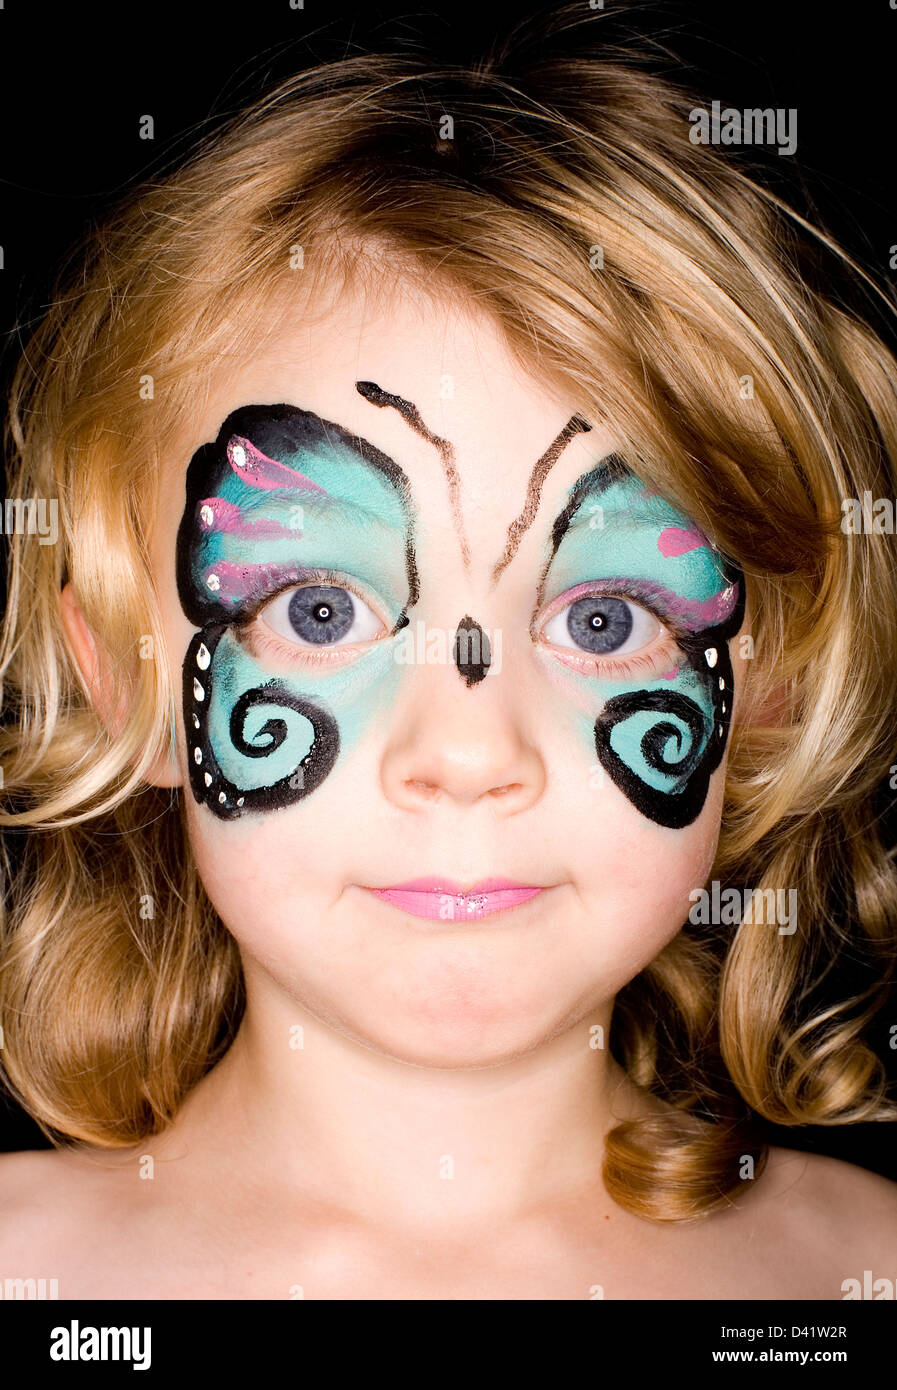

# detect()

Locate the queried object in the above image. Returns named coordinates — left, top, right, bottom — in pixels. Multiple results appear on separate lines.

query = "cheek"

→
left=183, top=626, right=403, bottom=819
left=538, top=631, right=739, bottom=830
left=555, top=766, right=724, bottom=988
left=182, top=785, right=357, bottom=962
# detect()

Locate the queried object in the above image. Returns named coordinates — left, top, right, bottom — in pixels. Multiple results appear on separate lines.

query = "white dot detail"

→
left=718, top=677, right=725, bottom=690
left=196, top=643, right=211, bottom=670
left=218, top=792, right=227, bottom=804
left=204, top=772, right=212, bottom=787
left=192, top=714, right=200, bottom=729
left=231, top=443, right=246, bottom=468
left=193, top=747, right=202, bottom=764
left=236, top=797, right=244, bottom=806
left=193, top=678, right=205, bottom=701
left=199, top=504, right=214, bottom=527
left=206, top=572, right=220, bottom=591
left=705, top=648, right=718, bottom=668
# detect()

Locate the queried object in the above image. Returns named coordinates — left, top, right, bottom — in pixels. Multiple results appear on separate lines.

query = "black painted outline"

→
left=176, top=404, right=418, bottom=818
left=533, top=455, right=746, bottom=827
left=593, top=580, right=745, bottom=828
left=176, top=402, right=420, bottom=629
left=183, top=626, right=340, bottom=821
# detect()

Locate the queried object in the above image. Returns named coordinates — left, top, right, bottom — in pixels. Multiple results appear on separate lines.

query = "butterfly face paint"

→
left=537, top=460, right=745, bottom=828
left=176, top=404, right=418, bottom=819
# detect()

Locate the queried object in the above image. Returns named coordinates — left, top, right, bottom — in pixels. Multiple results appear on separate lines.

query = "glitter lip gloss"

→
left=366, top=877, right=544, bottom=922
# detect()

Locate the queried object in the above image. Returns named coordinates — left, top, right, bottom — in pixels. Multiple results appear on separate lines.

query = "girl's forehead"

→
left=163, top=281, right=627, bottom=545
left=206, top=277, right=586, bottom=450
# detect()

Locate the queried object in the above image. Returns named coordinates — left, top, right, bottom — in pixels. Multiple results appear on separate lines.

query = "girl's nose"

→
left=379, top=644, right=546, bottom=815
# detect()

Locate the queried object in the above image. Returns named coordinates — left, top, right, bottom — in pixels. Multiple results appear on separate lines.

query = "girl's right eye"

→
left=259, top=583, right=386, bottom=649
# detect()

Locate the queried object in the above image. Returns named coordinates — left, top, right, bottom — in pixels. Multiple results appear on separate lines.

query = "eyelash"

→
left=544, top=639, right=682, bottom=681
left=237, top=568, right=391, bottom=669
left=235, top=575, right=690, bottom=681
left=536, top=586, right=687, bottom=680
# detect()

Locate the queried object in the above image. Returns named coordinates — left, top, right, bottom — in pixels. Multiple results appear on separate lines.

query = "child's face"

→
left=149, top=276, right=746, bottom=1066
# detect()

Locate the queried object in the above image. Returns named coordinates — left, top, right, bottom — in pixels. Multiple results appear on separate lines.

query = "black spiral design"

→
left=183, top=626, right=339, bottom=820
left=594, top=573, right=746, bottom=828
left=594, top=689, right=711, bottom=829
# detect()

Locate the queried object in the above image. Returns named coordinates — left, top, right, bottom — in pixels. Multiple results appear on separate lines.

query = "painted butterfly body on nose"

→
left=454, top=615, right=492, bottom=685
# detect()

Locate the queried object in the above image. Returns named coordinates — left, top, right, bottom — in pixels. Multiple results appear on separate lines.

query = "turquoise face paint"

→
left=539, top=459, right=745, bottom=827
left=176, top=404, right=418, bottom=819
left=177, top=409, right=742, bottom=826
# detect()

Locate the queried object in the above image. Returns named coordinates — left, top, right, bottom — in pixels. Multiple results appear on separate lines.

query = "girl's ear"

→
left=59, top=583, right=183, bottom=789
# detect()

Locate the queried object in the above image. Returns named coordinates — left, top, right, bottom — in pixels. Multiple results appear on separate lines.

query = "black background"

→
left=1, top=0, right=896, bottom=1176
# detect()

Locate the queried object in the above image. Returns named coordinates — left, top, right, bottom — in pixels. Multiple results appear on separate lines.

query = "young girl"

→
left=1, top=11, right=896, bottom=1299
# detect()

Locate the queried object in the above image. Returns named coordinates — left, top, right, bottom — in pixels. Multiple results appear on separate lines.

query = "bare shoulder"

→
left=761, top=1144, right=897, bottom=1212
left=0, top=1145, right=78, bottom=1203
left=0, top=1146, right=133, bottom=1264
left=755, top=1144, right=897, bottom=1271
left=639, top=1142, right=897, bottom=1300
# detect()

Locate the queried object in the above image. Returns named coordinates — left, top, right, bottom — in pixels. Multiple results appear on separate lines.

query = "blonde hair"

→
left=2, top=6, right=896, bottom=1220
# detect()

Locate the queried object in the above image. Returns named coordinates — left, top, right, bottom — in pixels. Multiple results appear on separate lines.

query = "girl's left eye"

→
left=541, top=593, right=662, bottom=657
left=259, top=583, right=386, bottom=648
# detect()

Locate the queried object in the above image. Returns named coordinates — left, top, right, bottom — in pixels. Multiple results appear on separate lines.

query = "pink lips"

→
left=367, top=877, right=544, bottom=922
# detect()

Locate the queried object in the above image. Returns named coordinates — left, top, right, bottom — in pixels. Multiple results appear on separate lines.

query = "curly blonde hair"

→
left=2, top=6, right=896, bottom=1220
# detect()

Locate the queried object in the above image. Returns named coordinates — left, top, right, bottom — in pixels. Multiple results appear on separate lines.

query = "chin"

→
left=310, top=951, right=602, bottom=1070
left=340, top=1012, right=565, bottom=1071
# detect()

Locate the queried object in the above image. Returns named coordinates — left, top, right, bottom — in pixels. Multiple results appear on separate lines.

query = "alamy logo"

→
left=688, top=101, right=797, bottom=157
left=841, top=1271, right=896, bottom=1300
left=0, top=1275, right=59, bottom=1299
left=0, top=497, right=58, bottom=545
left=50, top=1320, right=151, bottom=1371
left=393, top=619, right=502, bottom=674
left=840, top=493, right=897, bottom=534
left=688, top=881, right=797, bottom=935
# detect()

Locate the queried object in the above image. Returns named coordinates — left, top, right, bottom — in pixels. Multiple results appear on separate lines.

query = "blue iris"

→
left=287, top=585, right=355, bottom=644
left=567, top=595, right=632, bottom=654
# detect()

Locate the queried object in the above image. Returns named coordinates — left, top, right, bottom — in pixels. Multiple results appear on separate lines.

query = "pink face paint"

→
left=199, top=497, right=301, bottom=539
left=537, top=463, right=745, bottom=828
left=201, top=559, right=307, bottom=607
left=657, top=526, right=706, bottom=557
left=541, top=574, right=739, bottom=634
left=227, top=435, right=331, bottom=494
left=178, top=403, right=420, bottom=820
left=664, top=584, right=739, bottom=629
